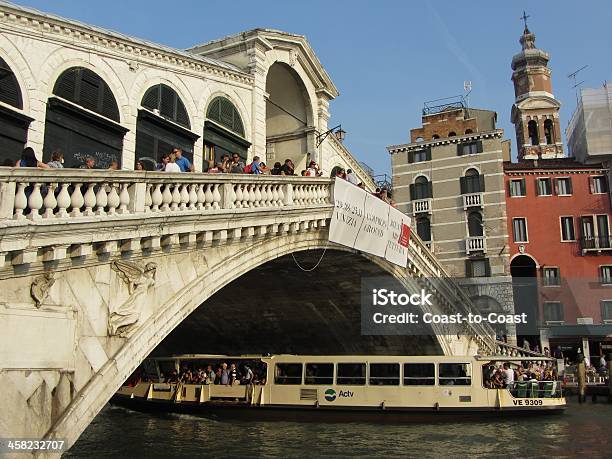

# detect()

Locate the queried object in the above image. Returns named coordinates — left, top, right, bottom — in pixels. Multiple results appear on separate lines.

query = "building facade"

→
left=387, top=104, right=515, bottom=336
left=0, top=2, right=373, bottom=186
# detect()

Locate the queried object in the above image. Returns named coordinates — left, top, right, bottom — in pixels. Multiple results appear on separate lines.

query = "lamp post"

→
left=316, top=124, right=346, bottom=147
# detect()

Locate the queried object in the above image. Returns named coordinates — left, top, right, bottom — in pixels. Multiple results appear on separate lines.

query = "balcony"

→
left=412, top=198, right=432, bottom=216
left=462, top=192, right=483, bottom=210
left=579, top=236, right=612, bottom=254
left=466, top=236, right=486, bottom=254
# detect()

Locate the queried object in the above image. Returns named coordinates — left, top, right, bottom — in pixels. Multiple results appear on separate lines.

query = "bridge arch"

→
left=46, top=228, right=453, bottom=448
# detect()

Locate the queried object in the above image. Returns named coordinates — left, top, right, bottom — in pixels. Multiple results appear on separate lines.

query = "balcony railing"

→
left=462, top=192, right=483, bottom=210
left=466, top=236, right=486, bottom=254
left=579, top=236, right=612, bottom=253
left=412, top=198, right=432, bottom=216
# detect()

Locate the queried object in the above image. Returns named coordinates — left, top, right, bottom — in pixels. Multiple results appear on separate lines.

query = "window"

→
left=528, top=119, right=539, bottom=145
left=460, top=169, right=485, bottom=194
left=465, top=129, right=473, bottom=134
left=556, top=178, right=572, bottom=195
left=448, top=131, right=457, bottom=137
left=409, top=148, right=431, bottom=163
left=369, top=363, right=400, bottom=386
left=304, top=363, right=333, bottom=385
left=438, top=363, right=471, bottom=386
left=544, top=119, right=554, bottom=144
left=274, top=363, right=302, bottom=385
left=467, top=211, right=483, bottom=237
left=0, top=57, right=23, bottom=109
left=543, top=267, right=560, bottom=286
left=410, top=176, right=432, bottom=200
left=591, top=176, right=608, bottom=194
left=513, top=218, right=528, bottom=242
left=509, top=179, right=526, bottom=197
left=432, top=134, right=440, bottom=140
left=457, top=141, right=482, bottom=156
left=416, top=216, right=431, bottom=242
left=537, top=178, right=552, bottom=196
left=206, top=96, right=245, bottom=137
left=142, top=84, right=190, bottom=128
left=560, top=217, right=575, bottom=241
left=466, top=258, right=490, bottom=277
left=601, top=300, right=612, bottom=322
left=403, top=363, right=435, bottom=386
left=336, top=363, right=366, bottom=385
left=543, top=302, right=564, bottom=323
left=601, top=266, right=612, bottom=285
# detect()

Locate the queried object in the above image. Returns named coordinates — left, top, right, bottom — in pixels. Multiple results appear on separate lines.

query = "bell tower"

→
left=510, top=13, right=563, bottom=160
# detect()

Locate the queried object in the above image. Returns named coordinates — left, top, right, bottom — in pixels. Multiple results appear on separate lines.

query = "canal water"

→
left=67, top=400, right=611, bottom=457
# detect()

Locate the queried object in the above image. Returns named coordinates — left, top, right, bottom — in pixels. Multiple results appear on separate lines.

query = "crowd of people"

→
left=484, top=361, right=558, bottom=389
left=161, top=361, right=267, bottom=386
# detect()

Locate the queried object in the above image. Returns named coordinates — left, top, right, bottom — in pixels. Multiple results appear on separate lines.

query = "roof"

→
left=503, top=158, right=607, bottom=171
left=0, top=0, right=246, bottom=75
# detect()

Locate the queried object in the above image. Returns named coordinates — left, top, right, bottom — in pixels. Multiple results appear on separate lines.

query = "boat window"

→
left=369, top=363, right=400, bottom=386
left=305, top=363, right=334, bottom=385
left=337, top=363, right=366, bottom=385
left=439, top=363, right=472, bottom=386
left=403, top=363, right=435, bottom=385
left=274, top=363, right=303, bottom=385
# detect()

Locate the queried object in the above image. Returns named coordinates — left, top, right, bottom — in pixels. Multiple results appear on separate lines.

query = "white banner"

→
left=329, top=180, right=411, bottom=268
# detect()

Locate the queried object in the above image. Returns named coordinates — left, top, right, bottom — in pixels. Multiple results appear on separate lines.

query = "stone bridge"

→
left=0, top=169, right=522, bottom=451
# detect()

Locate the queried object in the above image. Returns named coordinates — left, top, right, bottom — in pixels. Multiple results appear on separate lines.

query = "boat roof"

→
left=146, top=354, right=548, bottom=362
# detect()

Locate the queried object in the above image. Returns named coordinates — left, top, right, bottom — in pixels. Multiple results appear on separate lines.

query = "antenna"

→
left=568, top=65, right=588, bottom=105
left=463, top=81, right=472, bottom=108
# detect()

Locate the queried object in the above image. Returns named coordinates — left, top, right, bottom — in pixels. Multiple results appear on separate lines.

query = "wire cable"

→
left=291, top=247, right=328, bottom=272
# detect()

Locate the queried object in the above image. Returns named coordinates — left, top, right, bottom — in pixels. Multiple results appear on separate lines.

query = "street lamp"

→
left=316, top=124, right=346, bottom=147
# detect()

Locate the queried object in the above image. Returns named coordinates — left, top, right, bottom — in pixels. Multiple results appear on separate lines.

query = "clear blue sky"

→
left=14, top=0, right=612, bottom=175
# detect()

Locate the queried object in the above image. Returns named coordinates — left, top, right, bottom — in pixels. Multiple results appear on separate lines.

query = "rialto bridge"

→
left=0, top=169, right=535, bottom=451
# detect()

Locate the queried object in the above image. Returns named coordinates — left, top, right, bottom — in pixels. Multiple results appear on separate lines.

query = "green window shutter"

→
left=465, top=259, right=473, bottom=277
left=521, top=178, right=526, bottom=196
left=408, top=151, right=414, bottom=163
left=460, top=176, right=467, bottom=194
left=568, top=177, right=573, bottom=194
left=425, top=148, right=432, bottom=161
left=427, top=181, right=433, bottom=198
left=457, top=143, right=463, bottom=156
left=409, top=184, right=416, bottom=200
left=477, top=140, right=483, bottom=153
left=479, top=175, right=485, bottom=192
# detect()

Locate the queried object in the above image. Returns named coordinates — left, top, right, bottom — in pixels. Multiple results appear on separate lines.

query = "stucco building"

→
left=0, top=1, right=373, bottom=184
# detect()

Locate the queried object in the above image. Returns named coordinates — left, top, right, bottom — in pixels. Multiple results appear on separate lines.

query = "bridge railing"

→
left=0, top=168, right=332, bottom=222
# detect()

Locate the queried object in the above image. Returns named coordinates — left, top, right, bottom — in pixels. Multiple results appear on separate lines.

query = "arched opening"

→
left=416, top=216, right=431, bottom=242
left=432, top=134, right=440, bottom=140
left=448, top=131, right=457, bottom=137
left=410, top=175, right=432, bottom=200
left=43, top=66, right=127, bottom=168
left=0, top=56, right=32, bottom=166
left=527, top=119, right=539, bottom=146
left=544, top=119, right=554, bottom=145
left=467, top=211, right=483, bottom=237
left=415, top=136, right=424, bottom=142
left=135, top=84, right=198, bottom=171
left=510, top=255, right=538, bottom=348
left=465, top=129, right=473, bottom=134
left=461, top=168, right=484, bottom=194
left=265, top=62, right=313, bottom=171
left=203, top=96, right=250, bottom=171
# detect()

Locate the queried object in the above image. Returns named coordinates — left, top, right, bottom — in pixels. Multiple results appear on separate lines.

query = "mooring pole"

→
left=577, top=354, right=586, bottom=404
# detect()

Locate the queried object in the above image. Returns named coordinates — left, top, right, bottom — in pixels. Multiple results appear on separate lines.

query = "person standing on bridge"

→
left=229, top=153, right=245, bottom=173
left=173, top=149, right=193, bottom=172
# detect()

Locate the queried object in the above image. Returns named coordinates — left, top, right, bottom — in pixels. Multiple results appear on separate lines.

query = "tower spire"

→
left=520, top=11, right=530, bottom=33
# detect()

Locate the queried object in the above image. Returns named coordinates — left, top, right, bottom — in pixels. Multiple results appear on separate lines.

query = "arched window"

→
left=203, top=96, right=250, bottom=168
left=528, top=119, right=539, bottom=145
left=448, top=131, right=457, bottom=137
left=432, top=134, right=440, bottom=140
left=544, top=119, right=554, bottom=145
left=0, top=57, right=32, bottom=166
left=135, top=84, right=197, bottom=170
left=0, top=57, right=23, bottom=109
left=416, top=216, right=431, bottom=242
left=44, top=66, right=127, bottom=168
left=142, top=84, right=190, bottom=128
left=411, top=175, right=432, bottom=200
left=206, top=96, right=245, bottom=137
left=415, top=136, right=424, bottom=142
left=465, top=128, right=473, bottom=134
left=53, top=67, right=119, bottom=121
left=460, top=168, right=484, bottom=194
left=468, top=211, right=483, bottom=237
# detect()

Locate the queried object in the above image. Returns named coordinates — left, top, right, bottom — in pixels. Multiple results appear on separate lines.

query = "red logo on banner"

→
left=398, top=223, right=411, bottom=247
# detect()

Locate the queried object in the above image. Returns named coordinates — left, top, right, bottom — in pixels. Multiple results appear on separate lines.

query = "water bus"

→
left=112, top=354, right=566, bottom=420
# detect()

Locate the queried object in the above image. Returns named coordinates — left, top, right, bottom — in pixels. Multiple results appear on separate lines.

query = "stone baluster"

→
left=254, top=184, right=262, bottom=207
left=242, top=184, right=250, bottom=208
left=161, top=184, right=172, bottom=212
left=70, top=183, right=84, bottom=217
left=95, top=183, right=108, bottom=216
left=271, top=184, right=279, bottom=207
left=27, top=183, right=43, bottom=220
left=282, top=183, right=291, bottom=206
left=170, top=184, right=181, bottom=211
left=42, top=183, right=57, bottom=218
left=212, top=184, right=221, bottom=209
left=196, top=184, right=206, bottom=210
left=179, top=184, right=189, bottom=210
left=56, top=183, right=70, bottom=218
left=234, top=184, right=243, bottom=208
left=204, top=184, right=214, bottom=209
left=265, top=184, right=274, bottom=207
left=151, top=184, right=163, bottom=212
left=249, top=185, right=257, bottom=208
left=83, top=183, right=96, bottom=216
left=118, top=183, right=130, bottom=214
left=188, top=184, right=198, bottom=210
left=144, top=184, right=152, bottom=212
left=294, top=184, right=303, bottom=205
left=106, top=183, right=120, bottom=215
left=227, top=183, right=237, bottom=209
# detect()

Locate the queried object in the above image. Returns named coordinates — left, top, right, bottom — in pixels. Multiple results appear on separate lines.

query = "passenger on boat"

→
left=206, top=365, right=216, bottom=384
left=229, top=363, right=241, bottom=386
left=242, top=365, right=254, bottom=385
left=220, top=363, right=230, bottom=385
left=502, top=363, right=514, bottom=387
